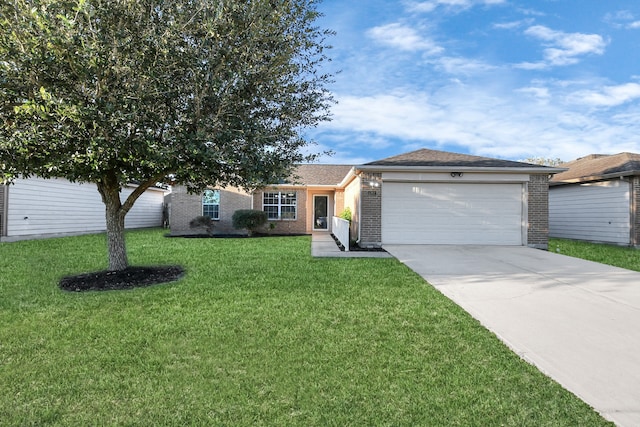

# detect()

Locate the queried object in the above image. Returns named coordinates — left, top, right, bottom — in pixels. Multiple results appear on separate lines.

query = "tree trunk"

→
left=98, top=180, right=129, bottom=271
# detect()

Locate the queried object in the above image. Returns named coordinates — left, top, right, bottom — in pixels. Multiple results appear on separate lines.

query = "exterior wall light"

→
left=450, top=172, right=464, bottom=177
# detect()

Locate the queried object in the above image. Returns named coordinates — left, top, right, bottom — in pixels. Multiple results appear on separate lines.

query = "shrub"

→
left=189, top=216, right=214, bottom=235
left=339, top=207, right=352, bottom=223
left=232, top=210, right=268, bottom=235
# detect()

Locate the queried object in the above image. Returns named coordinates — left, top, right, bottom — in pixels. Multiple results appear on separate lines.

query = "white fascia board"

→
left=551, top=171, right=640, bottom=186
left=337, top=167, right=358, bottom=188
left=124, top=182, right=169, bottom=192
left=356, top=165, right=567, bottom=174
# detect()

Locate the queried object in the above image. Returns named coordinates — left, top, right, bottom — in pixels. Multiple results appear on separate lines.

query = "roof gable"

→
left=363, top=148, right=547, bottom=169
left=552, top=152, right=640, bottom=182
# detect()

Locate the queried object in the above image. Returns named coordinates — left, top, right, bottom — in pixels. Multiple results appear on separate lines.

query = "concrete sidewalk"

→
left=311, top=233, right=391, bottom=258
left=385, top=244, right=640, bottom=427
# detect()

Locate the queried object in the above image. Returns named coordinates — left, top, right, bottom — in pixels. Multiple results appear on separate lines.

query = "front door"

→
left=313, top=195, right=329, bottom=231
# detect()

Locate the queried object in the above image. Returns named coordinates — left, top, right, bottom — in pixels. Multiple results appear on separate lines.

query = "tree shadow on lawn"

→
left=59, top=265, right=185, bottom=292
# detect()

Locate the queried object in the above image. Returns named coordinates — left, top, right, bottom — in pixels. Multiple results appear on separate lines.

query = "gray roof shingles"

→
left=364, top=148, right=543, bottom=168
left=287, top=164, right=353, bottom=186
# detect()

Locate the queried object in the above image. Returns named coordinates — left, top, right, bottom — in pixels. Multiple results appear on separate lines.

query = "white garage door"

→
left=382, top=182, right=524, bottom=245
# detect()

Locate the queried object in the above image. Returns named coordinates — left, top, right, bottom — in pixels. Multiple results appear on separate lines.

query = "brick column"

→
left=359, top=172, right=382, bottom=248
left=527, top=174, right=550, bottom=250
left=168, top=185, right=203, bottom=235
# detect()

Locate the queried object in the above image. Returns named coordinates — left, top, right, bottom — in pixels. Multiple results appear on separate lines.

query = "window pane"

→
left=203, top=189, right=220, bottom=219
left=262, top=191, right=297, bottom=220
left=281, top=206, right=296, bottom=220
left=263, top=192, right=278, bottom=205
left=282, top=193, right=297, bottom=205
left=203, top=189, right=220, bottom=205
left=264, top=206, right=279, bottom=220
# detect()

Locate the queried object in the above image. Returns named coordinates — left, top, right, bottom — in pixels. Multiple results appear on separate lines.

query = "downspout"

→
left=629, top=177, right=637, bottom=247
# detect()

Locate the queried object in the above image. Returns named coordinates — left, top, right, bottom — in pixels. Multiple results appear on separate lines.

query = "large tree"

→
left=0, top=0, right=333, bottom=271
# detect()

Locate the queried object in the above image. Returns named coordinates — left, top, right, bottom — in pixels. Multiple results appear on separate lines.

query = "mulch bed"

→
left=59, top=265, right=185, bottom=292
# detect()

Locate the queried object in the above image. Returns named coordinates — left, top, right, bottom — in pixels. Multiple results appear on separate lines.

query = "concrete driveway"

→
left=384, top=244, right=640, bottom=427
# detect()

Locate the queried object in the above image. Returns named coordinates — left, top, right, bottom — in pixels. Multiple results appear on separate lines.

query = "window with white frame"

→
left=202, top=189, right=220, bottom=220
left=263, top=191, right=297, bottom=220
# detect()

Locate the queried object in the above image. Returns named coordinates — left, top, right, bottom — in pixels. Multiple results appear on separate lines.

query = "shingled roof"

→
left=363, top=148, right=548, bottom=169
left=286, top=164, right=353, bottom=186
left=551, top=152, right=640, bottom=183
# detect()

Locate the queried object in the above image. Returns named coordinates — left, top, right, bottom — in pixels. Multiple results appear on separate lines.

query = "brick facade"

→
left=527, top=174, right=550, bottom=250
left=252, top=187, right=308, bottom=234
left=358, top=172, right=382, bottom=248
left=168, top=185, right=251, bottom=235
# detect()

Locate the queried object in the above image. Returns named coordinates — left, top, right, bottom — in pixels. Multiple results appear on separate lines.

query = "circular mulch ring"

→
left=59, top=265, right=185, bottom=292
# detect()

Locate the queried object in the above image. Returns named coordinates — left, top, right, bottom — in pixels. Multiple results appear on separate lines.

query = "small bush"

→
left=189, top=216, right=214, bottom=235
left=232, top=210, right=268, bottom=235
left=339, top=207, right=352, bottom=223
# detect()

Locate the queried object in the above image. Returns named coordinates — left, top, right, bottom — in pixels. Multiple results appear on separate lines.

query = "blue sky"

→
left=307, top=0, right=640, bottom=164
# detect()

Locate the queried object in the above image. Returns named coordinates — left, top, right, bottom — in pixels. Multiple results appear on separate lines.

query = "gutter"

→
left=550, top=170, right=640, bottom=186
left=337, top=167, right=358, bottom=188
left=355, top=165, right=567, bottom=174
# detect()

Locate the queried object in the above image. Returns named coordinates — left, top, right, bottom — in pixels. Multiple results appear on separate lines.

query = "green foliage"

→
left=338, top=206, right=352, bottom=222
left=189, top=216, right=214, bottom=235
left=522, top=157, right=565, bottom=166
left=0, top=0, right=334, bottom=188
left=232, top=209, right=268, bottom=234
left=0, top=229, right=612, bottom=426
left=0, top=0, right=334, bottom=269
left=551, top=238, right=640, bottom=272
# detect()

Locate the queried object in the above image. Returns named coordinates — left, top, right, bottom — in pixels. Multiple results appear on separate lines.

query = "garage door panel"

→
left=382, top=182, right=523, bottom=245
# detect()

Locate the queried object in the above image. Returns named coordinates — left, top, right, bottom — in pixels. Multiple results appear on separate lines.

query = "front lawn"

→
left=0, top=229, right=611, bottom=426
left=550, top=238, right=640, bottom=272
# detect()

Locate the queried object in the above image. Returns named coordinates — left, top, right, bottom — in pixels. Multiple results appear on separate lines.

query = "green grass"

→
left=1, top=229, right=612, bottom=426
left=550, top=238, right=640, bottom=272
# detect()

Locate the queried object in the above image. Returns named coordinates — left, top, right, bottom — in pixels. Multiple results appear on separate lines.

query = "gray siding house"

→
left=1, top=177, right=167, bottom=242
left=550, top=153, right=640, bottom=246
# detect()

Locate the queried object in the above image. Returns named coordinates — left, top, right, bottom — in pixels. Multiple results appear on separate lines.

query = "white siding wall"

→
left=549, top=181, right=631, bottom=245
left=6, top=177, right=165, bottom=238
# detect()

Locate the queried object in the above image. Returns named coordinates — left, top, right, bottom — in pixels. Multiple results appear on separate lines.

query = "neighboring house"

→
left=0, top=176, right=167, bottom=242
left=168, top=148, right=560, bottom=249
left=549, top=152, right=640, bottom=246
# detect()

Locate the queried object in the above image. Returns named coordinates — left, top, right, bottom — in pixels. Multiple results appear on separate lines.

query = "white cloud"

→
left=317, top=85, right=640, bottom=163
left=493, top=20, right=531, bottom=30
left=517, top=25, right=606, bottom=68
left=569, top=83, right=640, bottom=107
left=605, top=10, right=640, bottom=29
left=366, top=23, right=443, bottom=54
left=407, top=0, right=506, bottom=13
left=434, top=56, right=498, bottom=75
left=517, top=86, right=551, bottom=101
